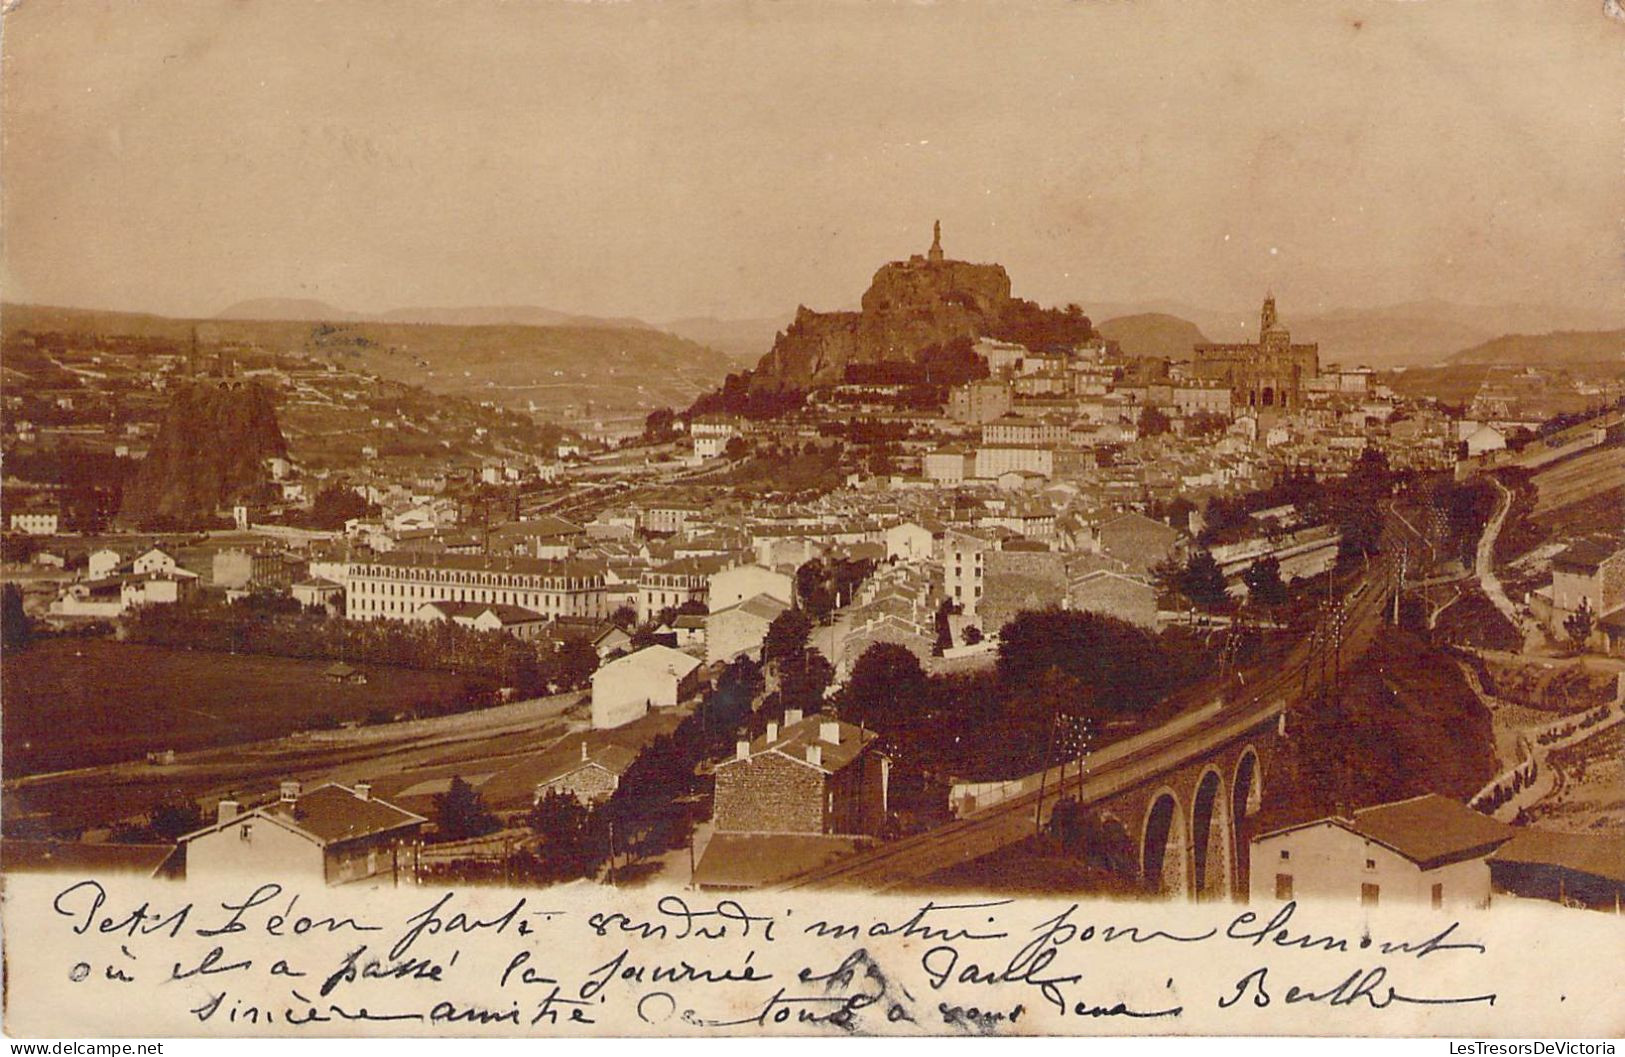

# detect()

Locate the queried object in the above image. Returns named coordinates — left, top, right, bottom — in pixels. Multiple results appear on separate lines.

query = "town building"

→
left=533, top=740, right=639, bottom=807
left=181, top=782, right=425, bottom=886
left=1249, top=794, right=1511, bottom=910
left=711, top=712, right=889, bottom=837
left=590, top=644, right=704, bottom=729
left=948, top=379, right=1014, bottom=424
left=707, top=593, right=791, bottom=666
left=9, top=509, right=58, bottom=535
left=345, top=553, right=607, bottom=625
left=637, top=554, right=734, bottom=622
left=707, top=562, right=794, bottom=612
left=1191, top=295, right=1319, bottom=411
left=413, top=599, right=550, bottom=639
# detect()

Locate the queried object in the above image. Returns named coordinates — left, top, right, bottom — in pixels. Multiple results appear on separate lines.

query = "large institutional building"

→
left=1191, top=294, right=1319, bottom=411
left=345, top=553, right=607, bottom=624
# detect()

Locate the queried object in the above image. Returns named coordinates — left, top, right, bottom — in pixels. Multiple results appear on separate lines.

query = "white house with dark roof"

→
left=180, top=781, right=425, bottom=886
left=590, top=644, right=704, bottom=729
left=1250, top=794, right=1512, bottom=910
left=413, top=599, right=549, bottom=639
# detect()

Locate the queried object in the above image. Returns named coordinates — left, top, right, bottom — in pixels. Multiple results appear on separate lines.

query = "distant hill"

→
left=662, top=314, right=792, bottom=365
left=216, top=298, right=363, bottom=322
left=373, top=305, right=654, bottom=330
left=4, top=302, right=734, bottom=424
left=1447, top=329, right=1625, bottom=366
left=1090, top=298, right=1625, bottom=369
left=1096, top=313, right=1209, bottom=360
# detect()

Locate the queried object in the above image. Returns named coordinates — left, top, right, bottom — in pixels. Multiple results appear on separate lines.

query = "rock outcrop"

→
left=118, top=381, right=288, bottom=525
left=751, top=223, right=1090, bottom=390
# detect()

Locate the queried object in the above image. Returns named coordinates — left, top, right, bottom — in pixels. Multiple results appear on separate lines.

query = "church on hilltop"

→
left=1190, top=294, right=1319, bottom=411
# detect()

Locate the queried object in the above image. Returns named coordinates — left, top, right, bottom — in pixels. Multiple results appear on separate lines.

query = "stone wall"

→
left=713, top=750, right=826, bottom=834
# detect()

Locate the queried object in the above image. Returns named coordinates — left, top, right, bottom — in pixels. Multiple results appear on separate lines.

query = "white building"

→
left=884, top=521, right=936, bottom=563
left=346, top=553, right=607, bottom=624
left=9, top=511, right=58, bottom=536
left=1250, top=794, right=1511, bottom=910
left=590, top=644, right=704, bottom=730
left=707, top=563, right=794, bottom=612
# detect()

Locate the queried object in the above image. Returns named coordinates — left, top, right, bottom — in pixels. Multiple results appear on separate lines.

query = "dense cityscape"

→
left=3, top=222, right=1622, bottom=910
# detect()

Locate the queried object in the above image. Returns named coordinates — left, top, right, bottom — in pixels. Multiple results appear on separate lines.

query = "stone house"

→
left=1067, top=569, right=1158, bottom=629
left=533, top=741, right=639, bottom=807
left=712, top=712, right=889, bottom=837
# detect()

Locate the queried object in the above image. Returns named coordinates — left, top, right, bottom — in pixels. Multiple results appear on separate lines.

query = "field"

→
left=1, top=639, right=470, bottom=776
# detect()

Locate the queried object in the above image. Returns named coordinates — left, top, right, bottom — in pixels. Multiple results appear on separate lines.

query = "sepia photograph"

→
left=0, top=0, right=1622, bottom=1043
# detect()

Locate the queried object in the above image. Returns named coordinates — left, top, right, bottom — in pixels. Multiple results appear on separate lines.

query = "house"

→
left=1068, top=569, right=1158, bottom=629
left=884, top=521, right=937, bottom=563
left=1533, top=538, right=1625, bottom=646
left=637, top=554, right=733, bottom=622
left=979, top=543, right=1067, bottom=636
left=707, top=593, right=791, bottom=666
left=324, top=662, right=368, bottom=685
left=292, top=576, right=345, bottom=610
left=590, top=644, right=704, bottom=730
left=9, top=509, right=59, bottom=536
left=1487, top=828, right=1625, bottom=912
left=707, top=562, right=794, bottom=612
left=132, top=547, right=179, bottom=576
left=1250, top=794, right=1512, bottom=910
left=710, top=711, right=890, bottom=837
left=1095, top=512, right=1180, bottom=575
left=533, top=740, right=640, bottom=807
left=1463, top=423, right=1507, bottom=457
left=0, top=840, right=179, bottom=879
left=413, top=599, right=549, bottom=640
left=672, top=613, right=707, bottom=649
left=87, top=548, right=122, bottom=580
left=180, top=782, right=425, bottom=885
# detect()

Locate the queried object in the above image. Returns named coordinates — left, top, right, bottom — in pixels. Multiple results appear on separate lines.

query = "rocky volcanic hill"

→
left=118, top=381, right=288, bottom=525
left=750, top=225, right=1093, bottom=390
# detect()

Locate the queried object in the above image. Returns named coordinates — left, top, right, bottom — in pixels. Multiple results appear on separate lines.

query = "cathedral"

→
left=1191, top=295, right=1319, bottom=411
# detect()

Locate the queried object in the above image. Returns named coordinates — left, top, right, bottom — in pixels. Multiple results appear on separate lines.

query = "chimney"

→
left=785, top=708, right=803, bottom=727
left=766, top=721, right=779, bottom=742
left=736, top=739, right=750, bottom=761
left=806, top=744, right=823, bottom=768
left=821, top=721, right=841, bottom=745
left=216, top=799, right=240, bottom=825
left=581, top=741, right=590, bottom=762
left=279, top=780, right=301, bottom=804
left=354, top=782, right=372, bottom=802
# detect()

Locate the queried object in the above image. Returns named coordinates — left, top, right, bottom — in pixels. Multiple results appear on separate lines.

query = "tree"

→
left=724, top=435, right=749, bottom=459
left=306, top=483, right=374, bottom=530
left=1, top=583, right=31, bottom=649
left=527, top=790, right=604, bottom=882
left=841, top=644, right=927, bottom=733
left=995, top=608, right=1169, bottom=716
left=1241, top=556, right=1288, bottom=607
left=609, top=605, right=637, bottom=630
left=1137, top=406, right=1171, bottom=437
left=432, top=776, right=499, bottom=840
left=148, top=799, right=204, bottom=842
left=777, top=648, right=835, bottom=714
left=550, top=638, right=600, bottom=690
left=762, top=608, right=813, bottom=667
left=1179, top=550, right=1230, bottom=611
left=1565, top=598, right=1595, bottom=651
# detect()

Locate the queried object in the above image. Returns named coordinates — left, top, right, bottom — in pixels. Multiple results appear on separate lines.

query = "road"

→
left=779, top=525, right=1406, bottom=892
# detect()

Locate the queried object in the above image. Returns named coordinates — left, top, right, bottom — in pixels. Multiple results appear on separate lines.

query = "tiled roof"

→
left=1488, top=828, right=1625, bottom=883
left=1, top=840, right=176, bottom=877
left=259, top=784, right=426, bottom=846
left=734, top=714, right=880, bottom=775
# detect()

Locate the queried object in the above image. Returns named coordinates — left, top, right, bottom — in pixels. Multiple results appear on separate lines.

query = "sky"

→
left=3, top=0, right=1622, bottom=325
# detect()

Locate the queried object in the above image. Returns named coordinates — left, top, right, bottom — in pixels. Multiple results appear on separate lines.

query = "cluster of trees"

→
left=124, top=600, right=597, bottom=697
left=834, top=609, right=1215, bottom=780
left=987, top=300, right=1094, bottom=351
left=2, top=583, right=32, bottom=650
left=1565, top=598, right=1596, bottom=650
left=794, top=555, right=877, bottom=623
left=687, top=370, right=806, bottom=421
left=293, top=483, right=380, bottom=531
left=1137, top=406, right=1172, bottom=438
left=1151, top=550, right=1229, bottom=612
left=761, top=608, right=835, bottom=717
left=841, top=337, right=989, bottom=389
left=1477, top=759, right=1538, bottom=814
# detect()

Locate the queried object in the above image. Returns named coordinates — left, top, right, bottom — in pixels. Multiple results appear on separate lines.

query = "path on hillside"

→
left=1477, top=476, right=1541, bottom=649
